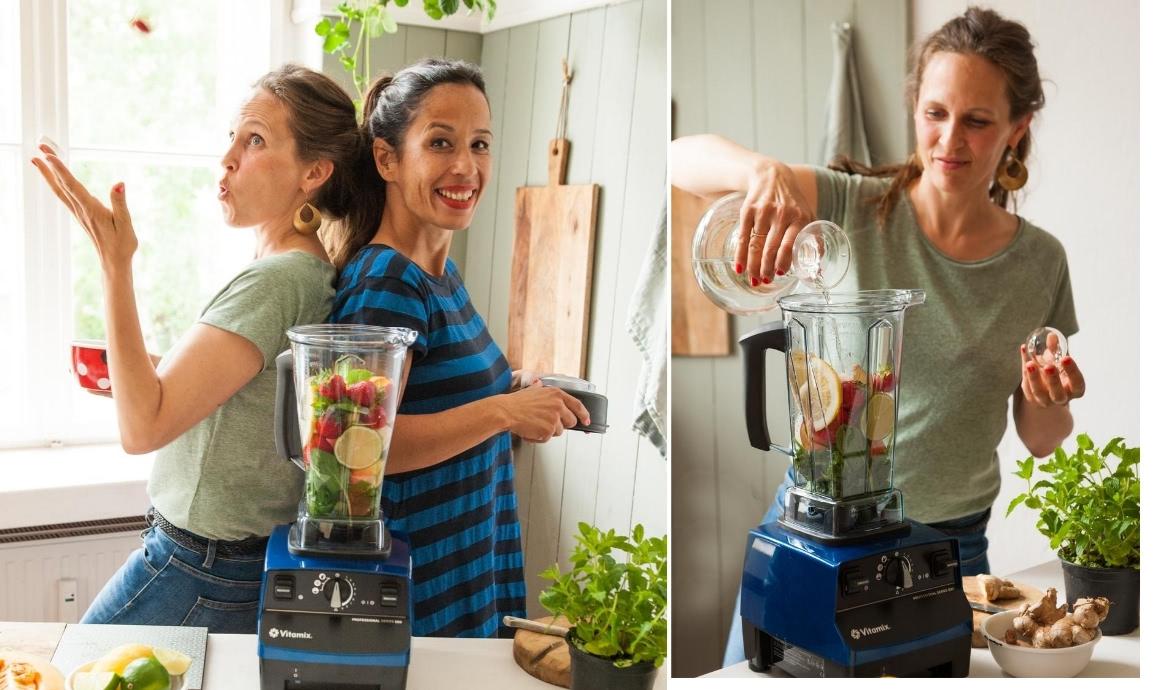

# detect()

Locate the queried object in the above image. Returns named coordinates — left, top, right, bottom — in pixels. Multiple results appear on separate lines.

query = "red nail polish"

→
left=735, top=263, right=743, bottom=274
left=750, top=277, right=759, bottom=287
left=114, top=183, right=124, bottom=194
left=776, top=269, right=785, bottom=276
left=762, top=276, right=771, bottom=284
left=1062, top=356, right=1073, bottom=366
left=1045, top=366, right=1057, bottom=375
left=1026, top=363, right=1036, bottom=372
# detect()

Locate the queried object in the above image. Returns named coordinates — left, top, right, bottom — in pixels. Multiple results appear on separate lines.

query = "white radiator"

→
left=0, top=517, right=146, bottom=622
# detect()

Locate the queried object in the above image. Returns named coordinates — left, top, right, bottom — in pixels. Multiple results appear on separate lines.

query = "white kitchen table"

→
left=701, top=559, right=1139, bottom=678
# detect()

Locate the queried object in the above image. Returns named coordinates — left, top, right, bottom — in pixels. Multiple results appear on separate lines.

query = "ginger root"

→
left=1005, top=587, right=1110, bottom=648
left=978, top=574, right=1022, bottom=601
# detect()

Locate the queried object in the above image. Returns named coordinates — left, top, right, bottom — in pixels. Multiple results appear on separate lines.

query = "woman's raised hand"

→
left=501, top=382, right=590, bottom=443
left=32, top=145, right=138, bottom=272
left=1020, top=344, right=1086, bottom=407
left=734, top=160, right=816, bottom=284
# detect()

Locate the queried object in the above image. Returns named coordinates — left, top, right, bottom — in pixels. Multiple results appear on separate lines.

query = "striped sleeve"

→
left=333, top=268, right=430, bottom=358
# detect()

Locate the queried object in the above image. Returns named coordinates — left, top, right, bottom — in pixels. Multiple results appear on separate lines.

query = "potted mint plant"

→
left=1007, top=434, right=1140, bottom=634
left=539, top=522, right=667, bottom=690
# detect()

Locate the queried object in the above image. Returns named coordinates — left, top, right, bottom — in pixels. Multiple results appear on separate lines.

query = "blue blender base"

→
left=740, top=519, right=972, bottom=677
left=259, top=523, right=413, bottom=689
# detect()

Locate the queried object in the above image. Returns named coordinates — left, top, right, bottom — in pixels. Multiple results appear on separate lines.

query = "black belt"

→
left=146, top=507, right=269, bottom=558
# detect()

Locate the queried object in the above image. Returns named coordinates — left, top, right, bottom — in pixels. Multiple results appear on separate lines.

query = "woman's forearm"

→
left=102, top=268, right=164, bottom=452
left=385, top=397, right=512, bottom=474
left=1013, top=392, right=1074, bottom=457
left=670, top=134, right=778, bottom=196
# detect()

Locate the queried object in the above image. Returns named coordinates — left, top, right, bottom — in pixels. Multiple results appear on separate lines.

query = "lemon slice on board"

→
left=334, top=426, right=384, bottom=470
left=151, top=648, right=192, bottom=676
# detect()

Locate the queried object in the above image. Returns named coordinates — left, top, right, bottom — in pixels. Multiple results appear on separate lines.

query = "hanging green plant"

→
left=315, top=0, right=497, bottom=111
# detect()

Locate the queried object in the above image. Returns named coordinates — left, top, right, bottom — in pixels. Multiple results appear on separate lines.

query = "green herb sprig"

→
left=314, top=0, right=497, bottom=112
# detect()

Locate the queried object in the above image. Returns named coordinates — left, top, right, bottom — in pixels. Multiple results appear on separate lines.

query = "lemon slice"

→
left=91, top=644, right=154, bottom=675
left=72, top=671, right=123, bottom=690
left=334, top=426, right=384, bottom=470
left=797, top=359, right=841, bottom=431
left=865, top=392, right=895, bottom=441
left=789, top=350, right=810, bottom=390
left=152, top=648, right=192, bottom=676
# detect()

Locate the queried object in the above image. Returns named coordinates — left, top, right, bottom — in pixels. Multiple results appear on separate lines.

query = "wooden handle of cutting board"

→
left=548, top=138, right=570, bottom=186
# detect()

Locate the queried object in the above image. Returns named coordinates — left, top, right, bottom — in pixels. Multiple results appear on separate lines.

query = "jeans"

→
left=721, top=471, right=992, bottom=667
left=81, top=510, right=266, bottom=633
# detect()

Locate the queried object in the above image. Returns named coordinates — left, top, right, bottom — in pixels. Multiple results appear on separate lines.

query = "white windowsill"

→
left=0, top=444, right=153, bottom=530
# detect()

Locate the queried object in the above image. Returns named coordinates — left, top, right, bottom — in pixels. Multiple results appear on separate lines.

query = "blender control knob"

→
left=321, top=576, right=355, bottom=608
left=884, top=556, right=914, bottom=589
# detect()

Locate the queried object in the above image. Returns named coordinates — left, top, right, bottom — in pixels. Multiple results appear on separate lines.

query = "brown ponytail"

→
left=832, top=6, right=1045, bottom=227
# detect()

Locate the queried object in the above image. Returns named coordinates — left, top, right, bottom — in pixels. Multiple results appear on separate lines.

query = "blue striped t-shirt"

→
left=331, top=244, right=527, bottom=637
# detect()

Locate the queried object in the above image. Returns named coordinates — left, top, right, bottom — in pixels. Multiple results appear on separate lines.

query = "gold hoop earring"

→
left=293, top=202, right=322, bottom=234
left=996, top=147, right=1028, bottom=191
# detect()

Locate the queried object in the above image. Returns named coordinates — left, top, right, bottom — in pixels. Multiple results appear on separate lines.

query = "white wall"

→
left=912, top=0, right=1141, bottom=578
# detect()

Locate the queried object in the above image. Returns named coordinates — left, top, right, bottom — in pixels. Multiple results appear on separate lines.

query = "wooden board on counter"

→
left=509, top=139, right=599, bottom=378
left=962, top=576, right=1045, bottom=648
left=671, top=187, right=729, bottom=356
left=512, top=616, right=571, bottom=688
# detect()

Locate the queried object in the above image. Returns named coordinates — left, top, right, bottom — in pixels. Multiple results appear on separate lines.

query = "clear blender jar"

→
left=740, top=289, right=925, bottom=542
left=274, top=324, right=416, bottom=557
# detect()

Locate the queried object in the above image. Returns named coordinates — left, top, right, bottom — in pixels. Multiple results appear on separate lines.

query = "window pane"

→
left=0, top=149, right=26, bottom=439
left=67, top=0, right=265, bottom=154
left=70, top=158, right=253, bottom=355
left=0, top=0, right=19, bottom=143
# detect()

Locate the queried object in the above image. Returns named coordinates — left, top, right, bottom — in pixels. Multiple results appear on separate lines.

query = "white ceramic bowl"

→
left=981, top=609, right=1101, bottom=677
left=66, top=661, right=186, bottom=690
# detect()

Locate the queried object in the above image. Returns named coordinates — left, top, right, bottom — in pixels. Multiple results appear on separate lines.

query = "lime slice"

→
left=865, top=393, right=895, bottom=441
left=72, top=671, right=123, bottom=690
left=151, top=648, right=191, bottom=676
left=797, top=357, right=841, bottom=431
left=334, top=426, right=384, bottom=470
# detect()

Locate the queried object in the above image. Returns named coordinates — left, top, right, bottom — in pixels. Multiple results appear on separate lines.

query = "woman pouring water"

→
left=671, top=7, right=1087, bottom=665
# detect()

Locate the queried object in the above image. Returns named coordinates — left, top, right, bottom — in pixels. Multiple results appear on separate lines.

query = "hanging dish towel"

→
left=819, top=21, right=872, bottom=166
left=626, top=196, right=668, bottom=458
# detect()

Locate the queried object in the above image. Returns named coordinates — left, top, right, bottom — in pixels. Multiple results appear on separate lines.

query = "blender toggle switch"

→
left=380, top=584, right=399, bottom=607
left=841, top=567, right=871, bottom=595
left=274, top=575, right=295, bottom=600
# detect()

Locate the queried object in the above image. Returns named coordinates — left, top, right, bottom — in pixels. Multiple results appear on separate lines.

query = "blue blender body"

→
left=735, top=290, right=972, bottom=677
left=258, top=523, right=412, bottom=689
left=260, top=325, right=418, bottom=690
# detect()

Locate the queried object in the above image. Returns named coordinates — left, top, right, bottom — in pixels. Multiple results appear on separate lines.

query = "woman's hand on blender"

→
left=1020, top=344, right=1086, bottom=407
left=32, top=143, right=138, bottom=272
left=501, top=382, right=590, bottom=443
left=734, top=159, right=815, bottom=285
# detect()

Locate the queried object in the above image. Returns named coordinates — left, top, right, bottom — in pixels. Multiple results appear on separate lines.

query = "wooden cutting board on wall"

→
left=672, top=186, right=730, bottom=356
left=508, top=139, right=599, bottom=377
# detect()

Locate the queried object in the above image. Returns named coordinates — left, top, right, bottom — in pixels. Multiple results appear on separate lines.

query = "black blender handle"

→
left=739, top=321, right=788, bottom=452
left=274, top=349, right=301, bottom=466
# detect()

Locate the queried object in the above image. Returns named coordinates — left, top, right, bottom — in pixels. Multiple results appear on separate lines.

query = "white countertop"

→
left=207, top=635, right=667, bottom=689
left=702, top=560, right=1139, bottom=679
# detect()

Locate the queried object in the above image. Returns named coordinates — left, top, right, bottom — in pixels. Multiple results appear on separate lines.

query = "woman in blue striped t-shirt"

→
left=328, top=59, right=590, bottom=638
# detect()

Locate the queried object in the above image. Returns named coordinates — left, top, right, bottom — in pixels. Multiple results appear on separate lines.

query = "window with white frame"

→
left=3, top=0, right=275, bottom=449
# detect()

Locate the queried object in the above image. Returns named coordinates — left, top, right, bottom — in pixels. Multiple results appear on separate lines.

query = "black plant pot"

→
left=566, top=631, right=658, bottom=690
left=1060, top=558, right=1140, bottom=635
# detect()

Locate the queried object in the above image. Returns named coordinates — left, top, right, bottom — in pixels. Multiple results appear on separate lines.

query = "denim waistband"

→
left=926, top=507, right=992, bottom=536
left=146, top=507, right=269, bottom=558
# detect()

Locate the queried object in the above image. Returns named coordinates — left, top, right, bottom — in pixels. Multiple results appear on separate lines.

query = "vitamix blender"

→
left=692, top=199, right=972, bottom=677
left=260, top=325, right=416, bottom=690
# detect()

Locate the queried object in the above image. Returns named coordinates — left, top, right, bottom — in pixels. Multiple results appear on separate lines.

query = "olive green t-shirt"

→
left=813, top=167, right=1078, bottom=523
left=149, top=251, right=336, bottom=540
